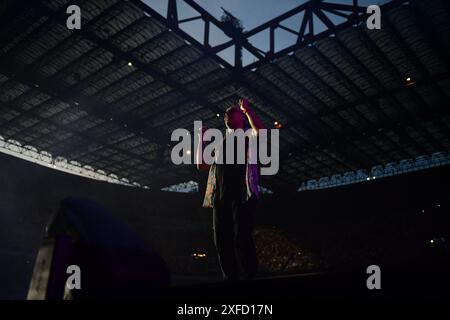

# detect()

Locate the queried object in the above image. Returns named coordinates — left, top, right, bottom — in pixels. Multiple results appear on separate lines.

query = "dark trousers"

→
left=213, top=195, right=258, bottom=280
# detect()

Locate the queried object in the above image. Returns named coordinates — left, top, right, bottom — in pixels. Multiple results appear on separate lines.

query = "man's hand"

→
left=239, top=98, right=251, bottom=115
left=239, top=98, right=265, bottom=133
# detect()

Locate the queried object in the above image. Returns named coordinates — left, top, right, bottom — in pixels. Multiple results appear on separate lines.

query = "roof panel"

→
left=0, top=0, right=448, bottom=190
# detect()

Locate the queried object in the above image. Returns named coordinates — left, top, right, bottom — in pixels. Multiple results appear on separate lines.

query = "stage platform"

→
left=166, top=265, right=450, bottom=300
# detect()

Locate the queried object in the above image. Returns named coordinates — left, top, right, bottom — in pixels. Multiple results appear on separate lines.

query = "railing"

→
left=298, top=151, right=450, bottom=191
left=0, top=135, right=146, bottom=188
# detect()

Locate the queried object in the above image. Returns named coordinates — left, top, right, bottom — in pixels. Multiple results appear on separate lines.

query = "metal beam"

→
left=382, top=12, right=450, bottom=141
left=285, top=101, right=449, bottom=167
left=287, top=52, right=394, bottom=163
left=129, top=0, right=233, bottom=68
left=6, top=0, right=232, bottom=162
left=356, top=26, right=447, bottom=152
left=256, top=62, right=369, bottom=170
left=306, top=45, right=423, bottom=158
left=0, top=99, right=163, bottom=177
left=235, top=0, right=409, bottom=70
left=237, top=77, right=367, bottom=173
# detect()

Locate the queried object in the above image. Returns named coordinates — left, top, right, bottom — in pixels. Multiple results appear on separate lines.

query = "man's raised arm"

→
left=239, top=98, right=265, bottom=133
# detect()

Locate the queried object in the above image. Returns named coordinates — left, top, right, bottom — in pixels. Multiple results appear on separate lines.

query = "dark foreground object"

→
left=30, top=198, right=450, bottom=300
left=28, top=197, right=171, bottom=299
left=163, top=264, right=450, bottom=301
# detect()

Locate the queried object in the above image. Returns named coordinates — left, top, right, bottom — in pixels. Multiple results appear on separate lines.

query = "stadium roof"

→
left=0, top=0, right=449, bottom=192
